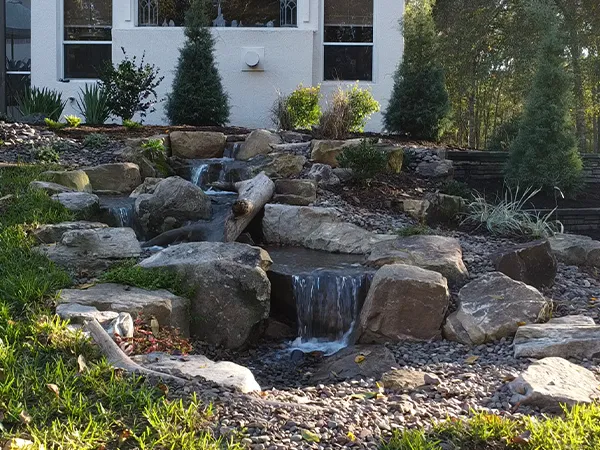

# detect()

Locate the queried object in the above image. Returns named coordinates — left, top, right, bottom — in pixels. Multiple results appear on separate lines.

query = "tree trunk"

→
left=223, top=172, right=275, bottom=242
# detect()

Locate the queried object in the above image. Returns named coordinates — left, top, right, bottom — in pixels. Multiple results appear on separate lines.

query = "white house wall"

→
left=31, top=0, right=403, bottom=132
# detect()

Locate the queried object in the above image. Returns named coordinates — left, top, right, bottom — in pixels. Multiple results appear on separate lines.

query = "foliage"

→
left=385, top=0, right=449, bottom=140
left=64, top=115, right=82, bottom=128
left=166, top=0, right=230, bottom=126
left=440, top=180, right=472, bottom=199
left=16, top=86, right=66, bottom=122
left=271, top=94, right=294, bottom=131
left=319, top=86, right=380, bottom=139
left=123, top=119, right=142, bottom=130
left=99, top=48, right=164, bottom=122
left=141, top=139, right=170, bottom=175
left=337, top=139, right=387, bottom=180
left=83, top=133, right=110, bottom=149
left=44, top=118, right=66, bottom=131
left=506, top=6, right=582, bottom=196
left=396, top=224, right=431, bottom=237
left=75, top=84, right=112, bottom=125
left=347, top=84, right=381, bottom=132
left=486, top=115, right=521, bottom=152
left=33, top=145, right=60, bottom=164
left=286, top=85, right=322, bottom=130
left=465, top=187, right=563, bottom=238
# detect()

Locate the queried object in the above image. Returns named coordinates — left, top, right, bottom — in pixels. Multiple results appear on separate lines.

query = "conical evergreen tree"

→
left=384, top=0, right=449, bottom=140
left=506, top=3, right=582, bottom=195
left=166, top=0, right=230, bottom=126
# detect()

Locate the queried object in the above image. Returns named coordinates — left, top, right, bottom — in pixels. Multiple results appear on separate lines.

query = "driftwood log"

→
left=223, top=172, right=275, bottom=242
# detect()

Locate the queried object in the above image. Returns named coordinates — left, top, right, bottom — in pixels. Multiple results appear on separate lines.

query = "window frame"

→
left=320, top=0, right=377, bottom=83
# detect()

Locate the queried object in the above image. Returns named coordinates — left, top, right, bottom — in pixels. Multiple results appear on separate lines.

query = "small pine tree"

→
left=506, top=5, right=582, bottom=196
left=384, top=0, right=449, bottom=141
left=166, top=0, right=230, bottom=126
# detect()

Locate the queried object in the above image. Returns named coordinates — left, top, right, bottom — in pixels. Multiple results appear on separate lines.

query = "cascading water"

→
left=191, top=164, right=209, bottom=188
left=99, top=196, right=136, bottom=228
left=111, top=205, right=134, bottom=228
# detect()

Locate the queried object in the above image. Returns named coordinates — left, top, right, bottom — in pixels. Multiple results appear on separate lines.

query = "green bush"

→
left=347, top=84, right=380, bottom=132
left=64, top=115, right=82, bottom=128
left=44, top=118, right=66, bottom=131
left=166, top=0, right=230, bottom=126
left=33, top=145, right=60, bottom=164
left=396, top=224, right=431, bottom=237
left=440, top=180, right=472, bottom=199
left=99, top=48, right=164, bottom=122
left=286, top=85, right=322, bottom=129
left=83, top=133, right=110, bottom=149
left=123, top=119, right=142, bottom=130
left=337, top=139, right=387, bottom=180
left=486, top=115, right=521, bottom=152
left=319, top=86, right=380, bottom=139
left=17, top=87, right=66, bottom=122
left=384, top=0, right=449, bottom=140
left=76, top=84, right=112, bottom=125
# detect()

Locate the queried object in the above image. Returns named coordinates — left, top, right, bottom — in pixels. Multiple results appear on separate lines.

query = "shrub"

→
left=123, top=119, right=142, bottom=130
left=440, top=180, right=472, bottom=199
left=396, top=224, right=431, bottom=237
left=83, top=133, right=110, bottom=149
left=166, top=0, right=230, bottom=126
left=486, top=116, right=521, bottom=152
left=505, top=6, right=582, bottom=196
left=33, top=145, right=60, bottom=164
left=17, top=86, right=66, bottom=121
left=347, top=84, right=380, bottom=132
left=99, top=48, right=164, bottom=122
left=64, top=115, right=82, bottom=128
left=271, top=94, right=294, bottom=131
left=76, top=84, right=112, bottom=125
left=384, top=0, right=450, bottom=140
left=286, top=85, right=322, bottom=129
left=318, top=86, right=380, bottom=139
left=44, top=118, right=66, bottom=131
left=337, top=139, right=387, bottom=180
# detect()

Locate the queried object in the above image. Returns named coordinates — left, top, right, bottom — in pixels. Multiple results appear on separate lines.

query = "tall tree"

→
left=384, top=0, right=450, bottom=140
left=166, top=0, right=230, bottom=126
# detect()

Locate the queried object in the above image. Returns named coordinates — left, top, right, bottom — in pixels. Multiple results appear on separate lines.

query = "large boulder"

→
left=41, top=170, right=92, bottom=192
left=514, top=316, right=600, bottom=360
left=312, top=345, right=397, bottom=382
left=509, top=357, right=600, bottom=412
left=32, top=221, right=109, bottom=244
left=306, top=163, right=340, bottom=187
left=380, top=146, right=405, bottom=173
left=357, top=264, right=450, bottom=343
left=249, top=153, right=307, bottom=179
left=366, top=235, right=469, bottom=284
left=134, top=176, right=211, bottom=238
left=310, top=139, right=360, bottom=167
left=51, top=192, right=100, bottom=215
left=36, top=227, right=141, bottom=275
left=121, top=135, right=172, bottom=179
left=262, top=204, right=395, bottom=254
left=492, top=240, right=557, bottom=289
left=273, top=179, right=317, bottom=206
left=416, top=160, right=454, bottom=178
left=129, top=177, right=162, bottom=198
left=236, top=129, right=282, bottom=161
left=548, top=233, right=600, bottom=267
left=133, top=352, right=261, bottom=393
left=29, top=180, right=75, bottom=195
left=83, top=163, right=142, bottom=194
left=170, top=131, right=226, bottom=159
left=443, top=272, right=549, bottom=345
left=138, top=242, right=272, bottom=349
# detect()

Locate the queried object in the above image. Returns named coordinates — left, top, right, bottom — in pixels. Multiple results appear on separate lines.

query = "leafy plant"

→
left=99, top=48, right=164, bottom=122
left=33, top=145, right=60, bottom=164
left=64, top=115, right=82, bottom=128
left=396, top=223, right=431, bottom=237
left=123, top=119, right=142, bottom=130
left=16, top=86, right=66, bottom=121
left=83, top=133, right=110, bottom=149
left=141, top=139, right=166, bottom=159
left=44, top=118, right=66, bottom=131
left=75, top=84, right=112, bottom=125
left=337, top=139, right=387, bottom=180
left=286, top=85, right=322, bottom=129
left=319, top=86, right=380, bottom=139
left=347, top=84, right=380, bottom=132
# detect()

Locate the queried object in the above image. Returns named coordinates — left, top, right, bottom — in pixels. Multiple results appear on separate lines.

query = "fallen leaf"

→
left=347, top=431, right=356, bottom=442
left=118, top=429, right=132, bottom=441
left=465, top=355, right=479, bottom=365
left=511, top=430, right=531, bottom=445
left=46, top=384, right=60, bottom=398
left=76, top=283, right=95, bottom=290
left=77, top=355, right=88, bottom=374
left=517, top=321, right=527, bottom=327
left=354, top=355, right=365, bottom=364
left=301, top=429, right=320, bottom=443
left=18, top=410, right=31, bottom=424
left=157, top=383, right=169, bottom=396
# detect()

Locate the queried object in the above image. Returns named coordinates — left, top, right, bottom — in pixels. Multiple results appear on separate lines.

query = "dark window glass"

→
left=64, top=44, right=111, bottom=79
left=324, top=0, right=373, bottom=26
left=324, top=25, right=373, bottom=43
left=64, top=0, right=112, bottom=30
left=324, top=45, right=373, bottom=81
left=6, top=0, right=31, bottom=71
left=6, top=73, right=30, bottom=107
left=64, top=26, right=111, bottom=41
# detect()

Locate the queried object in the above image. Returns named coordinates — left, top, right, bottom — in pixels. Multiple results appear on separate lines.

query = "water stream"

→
left=99, top=196, right=136, bottom=228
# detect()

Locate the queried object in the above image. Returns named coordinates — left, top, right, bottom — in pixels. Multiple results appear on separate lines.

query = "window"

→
left=6, top=0, right=31, bottom=116
left=323, top=0, right=373, bottom=81
left=63, top=0, right=112, bottom=79
left=138, top=0, right=297, bottom=28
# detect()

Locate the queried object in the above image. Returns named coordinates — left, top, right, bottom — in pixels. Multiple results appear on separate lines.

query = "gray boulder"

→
left=509, top=357, right=600, bottom=412
left=548, top=233, right=600, bottom=267
left=138, top=242, right=272, bottom=349
left=170, top=131, right=226, bottom=159
left=358, top=264, right=450, bottom=343
left=58, top=283, right=190, bottom=336
left=32, top=221, right=108, bottom=244
left=514, top=315, right=600, bottom=359
left=84, top=163, right=142, bottom=194
left=29, top=180, right=75, bottom=195
left=312, top=345, right=397, bottom=382
left=132, top=352, right=261, bottom=393
left=416, top=160, right=454, bottom=178
left=444, top=272, right=549, bottom=345
left=306, top=163, right=340, bottom=187
left=273, top=179, right=317, bottom=206
left=134, top=176, right=211, bottom=238
left=129, top=177, right=162, bottom=198
left=492, top=240, right=557, bottom=289
left=236, top=129, right=282, bottom=161
left=366, top=235, right=469, bottom=284
left=51, top=192, right=100, bottom=215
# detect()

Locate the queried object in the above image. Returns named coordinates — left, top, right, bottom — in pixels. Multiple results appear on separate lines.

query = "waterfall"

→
left=191, top=164, right=209, bottom=188
left=110, top=205, right=134, bottom=228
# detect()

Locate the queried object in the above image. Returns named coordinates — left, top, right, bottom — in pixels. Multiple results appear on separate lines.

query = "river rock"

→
left=273, top=179, right=317, bottom=206
left=29, top=180, right=75, bottom=195
left=134, top=176, right=211, bottom=238
left=358, top=264, right=450, bottom=343
left=310, top=139, right=360, bottom=167
left=509, top=357, right=600, bottom=412
left=32, top=221, right=109, bottom=243
left=416, top=160, right=454, bottom=178
left=58, top=283, right=190, bottom=335
left=83, top=163, right=142, bottom=194
left=514, top=316, right=600, bottom=359
left=443, top=272, right=549, bottom=345
left=381, top=369, right=430, bottom=391
left=312, top=345, right=397, bottom=382
left=41, top=169, right=92, bottom=192
left=306, top=163, right=340, bottom=187
left=133, top=352, right=261, bottom=393
left=138, top=242, right=272, bottom=349
left=170, top=131, right=226, bottom=159
left=492, top=240, right=557, bottom=289
left=366, top=235, right=468, bottom=284
left=249, top=153, right=306, bottom=178
left=548, top=233, right=600, bottom=267
left=236, top=129, right=282, bottom=161
left=36, top=228, right=141, bottom=275
left=51, top=192, right=100, bottom=215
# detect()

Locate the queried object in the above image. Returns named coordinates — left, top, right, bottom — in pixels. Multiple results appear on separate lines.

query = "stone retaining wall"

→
left=532, top=208, right=600, bottom=234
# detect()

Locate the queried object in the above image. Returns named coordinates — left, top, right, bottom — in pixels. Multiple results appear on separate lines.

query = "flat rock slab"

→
left=32, top=221, right=108, bottom=244
left=312, top=345, right=397, bottom=382
left=51, top=192, right=100, bottom=214
left=509, top=357, right=600, bottom=412
left=444, top=272, right=549, bottom=345
left=56, top=303, right=134, bottom=338
left=514, top=315, right=600, bottom=359
left=133, top=352, right=261, bottom=393
left=84, top=163, right=141, bottom=194
left=29, top=180, right=75, bottom=195
left=492, top=240, right=557, bottom=289
left=41, top=169, right=92, bottom=192
left=366, top=235, right=469, bottom=284
left=58, top=283, right=190, bottom=336
left=381, top=369, right=436, bottom=392
left=548, top=233, right=600, bottom=267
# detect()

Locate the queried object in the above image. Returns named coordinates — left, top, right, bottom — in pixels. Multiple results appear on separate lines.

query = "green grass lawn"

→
left=0, top=165, right=240, bottom=449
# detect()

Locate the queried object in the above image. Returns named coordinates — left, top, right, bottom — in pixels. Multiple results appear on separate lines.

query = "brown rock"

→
left=492, top=240, right=557, bottom=289
left=170, top=131, right=226, bottom=159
